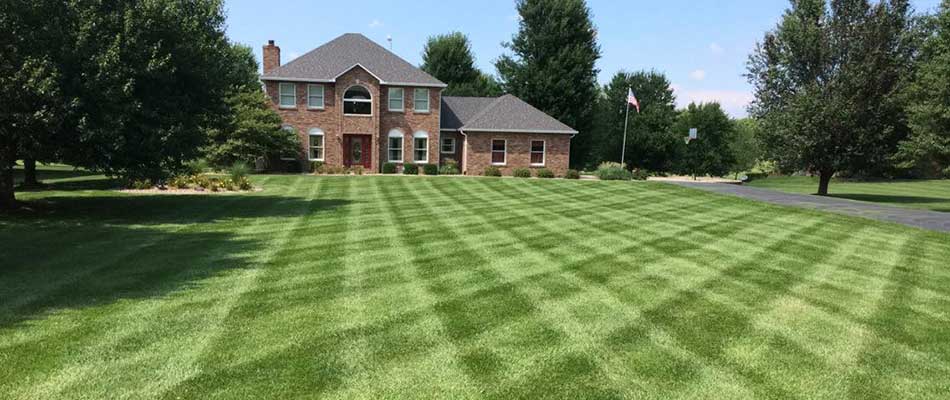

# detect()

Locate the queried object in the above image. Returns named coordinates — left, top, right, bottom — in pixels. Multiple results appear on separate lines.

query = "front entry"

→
left=343, top=135, right=372, bottom=169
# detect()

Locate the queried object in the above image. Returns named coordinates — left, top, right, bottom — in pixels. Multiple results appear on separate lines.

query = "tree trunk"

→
left=817, top=169, right=833, bottom=196
left=0, top=165, right=17, bottom=210
left=23, top=158, right=38, bottom=186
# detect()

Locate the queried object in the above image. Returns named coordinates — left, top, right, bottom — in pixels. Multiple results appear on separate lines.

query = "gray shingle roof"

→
left=441, top=95, right=577, bottom=134
left=262, top=33, right=446, bottom=87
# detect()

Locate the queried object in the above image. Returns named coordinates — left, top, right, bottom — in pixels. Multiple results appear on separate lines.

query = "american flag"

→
left=627, top=88, right=640, bottom=113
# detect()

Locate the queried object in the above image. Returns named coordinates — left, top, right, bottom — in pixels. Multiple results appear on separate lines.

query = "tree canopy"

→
left=672, top=103, right=736, bottom=178
left=496, top=0, right=601, bottom=168
left=747, top=0, right=916, bottom=194
left=420, top=32, right=501, bottom=97
left=591, top=71, right=679, bottom=172
left=896, top=0, right=950, bottom=177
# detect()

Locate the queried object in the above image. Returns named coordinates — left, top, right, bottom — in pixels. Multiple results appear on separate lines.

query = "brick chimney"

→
left=263, top=40, right=280, bottom=74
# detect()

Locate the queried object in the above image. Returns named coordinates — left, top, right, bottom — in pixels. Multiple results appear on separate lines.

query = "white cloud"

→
left=709, top=42, right=724, bottom=55
left=671, top=85, right=753, bottom=117
left=369, top=19, right=383, bottom=28
left=689, top=69, right=707, bottom=81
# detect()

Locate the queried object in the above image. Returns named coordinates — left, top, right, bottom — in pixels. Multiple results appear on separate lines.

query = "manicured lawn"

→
left=748, top=176, right=950, bottom=212
left=2, top=170, right=950, bottom=399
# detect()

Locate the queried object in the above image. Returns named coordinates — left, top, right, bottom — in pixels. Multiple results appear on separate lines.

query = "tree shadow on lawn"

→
left=0, top=194, right=351, bottom=329
left=829, top=193, right=949, bottom=208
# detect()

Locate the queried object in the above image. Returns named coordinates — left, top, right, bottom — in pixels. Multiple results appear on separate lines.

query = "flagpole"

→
left=621, top=100, right=630, bottom=166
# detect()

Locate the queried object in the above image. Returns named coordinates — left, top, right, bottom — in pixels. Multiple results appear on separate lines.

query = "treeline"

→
left=423, top=0, right=950, bottom=194
left=0, top=0, right=295, bottom=209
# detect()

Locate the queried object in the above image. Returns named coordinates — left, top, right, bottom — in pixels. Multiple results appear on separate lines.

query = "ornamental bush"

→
left=595, top=162, right=632, bottom=181
left=565, top=169, right=581, bottom=179
left=382, top=163, right=397, bottom=174
left=422, top=164, right=439, bottom=175
left=484, top=166, right=502, bottom=177
left=535, top=168, right=555, bottom=178
left=403, top=164, right=419, bottom=175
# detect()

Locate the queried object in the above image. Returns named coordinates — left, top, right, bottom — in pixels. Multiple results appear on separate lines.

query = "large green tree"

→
left=62, top=0, right=235, bottom=183
left=747, top=0, right=916, bottom=195
left=730, top=118, right=763, bottom=177
left=671, top=103, right=737, bottom=178
left=496, top=0, right=601, bottom=168
left=420, top=32, right=501, bottom=97
left=591, top=71, right=679, bottom=171
left=204, top=44, right=297, bottom=168
left=0, top=1, right=71, bottom=208
left=896, top=0, right=950, bottom=177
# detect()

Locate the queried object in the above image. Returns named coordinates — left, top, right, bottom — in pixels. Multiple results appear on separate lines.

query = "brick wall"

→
left=379, top=87, right=441, bottom=168
left=464, top=133, right=571, bottom=177
left=438, top=131, right=463, bottom=166
left=265, top=65, right=442, bottom=173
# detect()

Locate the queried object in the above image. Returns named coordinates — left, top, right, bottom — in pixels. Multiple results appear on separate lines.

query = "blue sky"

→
left=225, top=0, right=942, bottom=117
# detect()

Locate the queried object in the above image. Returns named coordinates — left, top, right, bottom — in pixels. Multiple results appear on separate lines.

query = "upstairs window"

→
left=279, top=83, right=296, bottom=108
left=530, top=140, right=545, bottom=166
left=491, top=140, right=506, bottom=165
left=388, top=88, right=404, bottom=112
left=388, top=130, right=404, bottom=162
left=309, top=128, right=325, bottom=161
left=343, top=85, right=372, bottom=115
left=413, top=131, right=429, bottom=163
left=307, top=84, right=324, bottom=109
left=413, top=88, right=429, bottom=112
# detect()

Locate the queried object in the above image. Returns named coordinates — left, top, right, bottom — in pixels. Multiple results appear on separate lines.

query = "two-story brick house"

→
left=262, top=33, right=576, bottom=175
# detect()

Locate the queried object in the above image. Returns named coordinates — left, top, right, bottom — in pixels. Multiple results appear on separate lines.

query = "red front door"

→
left=343, top=135, right=372, bottom=169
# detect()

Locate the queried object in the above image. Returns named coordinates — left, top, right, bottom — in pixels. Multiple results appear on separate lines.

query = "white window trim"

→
left=279, top=83, right=296, bottom=109
left=308, top=128, right=325, bottom=162
left=343, top=84, right=373, bottom=117
left=387, top=129, right=405, bottom=163
left=388, top=87, right=404, bottom=112
left=413, top=131, right=429, bottom=164
left=441, top=137, right=456, bottom=154
left=491, top=139, right=507, bottom=166
left=530, top=140, right=546, bottom=167
left=413, top=88, right=430, bottom=113
left=307, top=84, right=325, bottom=110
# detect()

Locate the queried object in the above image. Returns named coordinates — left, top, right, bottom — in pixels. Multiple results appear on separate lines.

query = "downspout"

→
left=459, top=128, right=468, bottom=175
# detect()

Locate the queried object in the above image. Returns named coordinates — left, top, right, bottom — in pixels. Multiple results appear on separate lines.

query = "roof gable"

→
left=442, top=95, right=577, bottom=134
left=262, top=33, right=446, bottom=87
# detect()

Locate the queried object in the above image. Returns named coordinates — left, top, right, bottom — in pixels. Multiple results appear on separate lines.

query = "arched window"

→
left=413, top=131, right=429, bottom=163
left=308, top=128, right=324, bottom=161
left=388, top=129, right=404, bottom=163
left=343, top=85, right=372, bottom=115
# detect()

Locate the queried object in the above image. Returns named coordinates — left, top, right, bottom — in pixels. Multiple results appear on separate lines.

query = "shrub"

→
left=595, top=162, right=632, bottom=181
left=382, top=162, right=397, bottom=174
left=631, top=169, right=649, bottom=181
left=565, top=169, right=581, bottom=180
left=229, top=162, right=251, bottom=181
left=351, top=166, right=365, bottom=175
left=535, top=168, right=555, bottom=179
left=743, top=172, right=769, bottom=182
left=169, top=175, right=191, bottom=189
left=513, top=168, right=532, bottom=178
left=131, top=179, right=153, bottom=190
left=422, top=163, right=439, bottom=175
left=221, top=178, right=236, bottom=191
left=403, top=164, right=419, bottom=175
left=310, top=161, right=325, bottom=174
left=193, top=175, right=212, bottom=189
left=209, top=178, right=222, bottom=192
left=236, top=176, right=253, bottom=191
left=440, top=159, right=461, bottom=175
left=483, top=166, right=502, bottom=177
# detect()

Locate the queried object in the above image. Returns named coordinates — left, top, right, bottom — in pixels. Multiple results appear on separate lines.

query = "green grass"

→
left=2, top=169, right=950, bottom=399
left=748, top=176, right=950, bottom=212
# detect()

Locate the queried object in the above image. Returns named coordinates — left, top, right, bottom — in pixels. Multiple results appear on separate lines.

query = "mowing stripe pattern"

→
left=2, top=175, right=949, bottom=399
